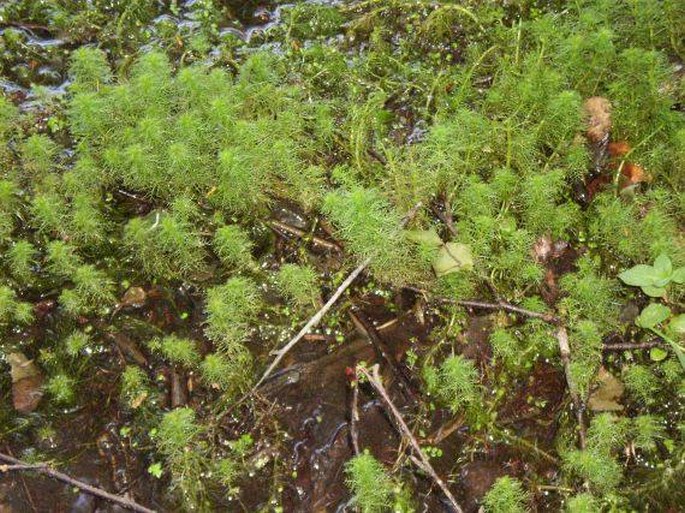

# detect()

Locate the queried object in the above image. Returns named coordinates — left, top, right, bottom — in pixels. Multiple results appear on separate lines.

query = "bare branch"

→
left=0, top=453, right=156, bottom=513
left=556, top=327, right=587, bottom=449
left=358, top=364, right=464, bottom=513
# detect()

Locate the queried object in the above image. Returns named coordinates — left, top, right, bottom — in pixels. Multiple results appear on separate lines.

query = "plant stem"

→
left=358, top=364, right=464, bottom=513
left=0, top=453, right=156, bottom=513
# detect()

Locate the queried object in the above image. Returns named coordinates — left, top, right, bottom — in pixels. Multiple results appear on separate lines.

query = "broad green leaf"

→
left=405, top=229, right=443, bottom=247
left=650, top=347, right=668, bottom=362
left=618, top=264, right=657, bottom=287
left=652, top=276, right=672, bottom=288
left=635, top=303, right=670, bottom=329
left=641, top=285, right=666, bottom=298
left=666, top=340, right=685, bottom=372
left=669, top=314, right=685, bottom=335
left=433, top=242, right=474, bottom=277
left=653, top=254, right=672, bottom=277
left=671, top=267, right=685, bottom=284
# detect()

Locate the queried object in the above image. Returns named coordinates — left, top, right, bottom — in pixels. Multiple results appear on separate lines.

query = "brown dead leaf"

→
left=120, top=286, right=147, bottom=308
left=8, top=352, right=44, bottom=413
left=584, top=96, right=612, bottom=143
left=608, top=140, right=631, bottom=158
left=588, top=366, right=624, bottom=411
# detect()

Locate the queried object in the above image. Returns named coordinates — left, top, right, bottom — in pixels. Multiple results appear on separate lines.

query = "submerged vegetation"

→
left=0, top=0, right=683, bottom=511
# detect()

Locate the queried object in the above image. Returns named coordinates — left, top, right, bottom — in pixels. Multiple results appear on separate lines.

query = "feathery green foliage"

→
left=6, top=239, right=36, bottom=284
left=276, top=263, right=319, bottom=310
left=204, top=277, right=260, bottom=348
left=213, top=224, right=254, bottom=270
left=323, top=186, right=415, bottom=284
left=345, top=452, right=394, bottom=513
left=623, top=365, right=659, bottom=405
left=150, top=335, right=201, bottom=368
left=482, top=476, right=529, bottom=513
left=424, top=354, right=480, bottom=413
left=64, top=331, right=91, bottom=357
left=565, top=493, right=599, bottom=513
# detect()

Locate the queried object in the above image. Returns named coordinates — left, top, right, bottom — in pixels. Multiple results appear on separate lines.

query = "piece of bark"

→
left=8, top=352, right=44, bottom=413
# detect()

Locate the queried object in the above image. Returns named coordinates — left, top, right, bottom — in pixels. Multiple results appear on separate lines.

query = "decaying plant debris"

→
left=0, top=0, right=683, bottom=511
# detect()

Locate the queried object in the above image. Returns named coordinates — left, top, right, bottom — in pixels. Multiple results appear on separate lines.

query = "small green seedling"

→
left=635, top=303, right=685, bottom=370
left=618, top=254, right=684, bottom=297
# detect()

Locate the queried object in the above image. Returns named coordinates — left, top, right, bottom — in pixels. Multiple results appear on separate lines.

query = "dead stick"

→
left=349, top=309, right=415, bottom=403
left=268, top=220, right=342, bottom=252
left=556, top=327, right=586, bottom=449
left=603, top=340, right=661, bottom=351
left=405, top=287, right=559, bottom=324
left=350, top=382, right=361, bottom=456
left=255, top=202, right=423, bottom=389
left=0, top=453, right=156, bottom=513
left=255, top=257, right=371, bottom=389
left=358, top=364, right=464, bottom=513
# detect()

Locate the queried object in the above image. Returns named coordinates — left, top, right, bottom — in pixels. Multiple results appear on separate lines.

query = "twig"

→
left=405, top=286, right=559, bottom=324
left=255, top=257, right=371, bottom=389
left=5, top=446, right=38, bottom=513
left=268, top=219, right=342, bottom=252
left=457, top=299, right=560, bottom=324
left=556, top=327, right=586, bottom=449
left=424, top=415, right=464, bottom=445
left=254, top=202, right=423, bottom=389
left=0, top=453, right=156, bottom=513
left=349, top=381, right=361, bottom=456
left=349, top=309, right=416, bottom=403
left=358, top=364, right=464, bottom=513
left=603, top=340, right=661, bottom=351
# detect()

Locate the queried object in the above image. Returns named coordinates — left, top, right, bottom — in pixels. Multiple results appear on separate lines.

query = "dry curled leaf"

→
left=8, top=351, right=44, bottom=413
left=584, top=96, right=612, bottom=143
left=588, top=366, right=624, bottom=412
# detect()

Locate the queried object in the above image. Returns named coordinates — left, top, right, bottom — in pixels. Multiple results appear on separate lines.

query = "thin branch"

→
left=457, top=299, right=560, bottom=324
left=358, top=364, right=464, bottom=513
left=349, top=309, right=416, bottom=403
left=424, top=415, right=464, bottom=445
left=268, top=219, right=342, bottom=252
left=603, top=340, right=661, bottom=351
left=0, top=453, right=156, bottom=513
left=254, top=202, right=423, bottom=389
left=405, top=286, right=559, bottom=324
left=349, top=381, right=361, bottom=456
left=556, top=327, right=587, bottom=450
left=255, top=257, right=371, bottom=389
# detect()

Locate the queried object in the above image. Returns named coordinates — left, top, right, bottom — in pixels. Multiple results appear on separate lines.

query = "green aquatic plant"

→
left=64, top=331, right=91, bottom=357
left=120, top=365, right=153, bottom=411
left=424, top=354, right=480, bottom=413
left=149, top=335, right=201, bottom=368
left=323, top=186, right=415, bottom=284
left=345, top=451, right=394, bottom=513
left=155, top=406, right=209, bottom=508
left=482, top=476, right=529, bottom=513
left=565, top=493, right=599, bottom=513
left=204, top=277, right=261, bottom=348
left=59, top=264, right=116, bottom=316
left=276, top=263, right=320, bottom=310
left=632, top=415, right=666, bottom=452
left=6, top=239, right=36, bottom=284
left=200, top=350, right=252, bottom=396
left=68, top=46, right=113, bottom=93
left=622, top=364, right=659, bottom=405
left=0, top=285, right=33, bottom=325
left=46, top=373, right=76, bottom=404
left=20, top=133, right=59, bottom=181
left=212, top=224, right=254, bottom=270
left=124, top=201, right=207, bottom=282
left=562, top=448, right=622, bottom=493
